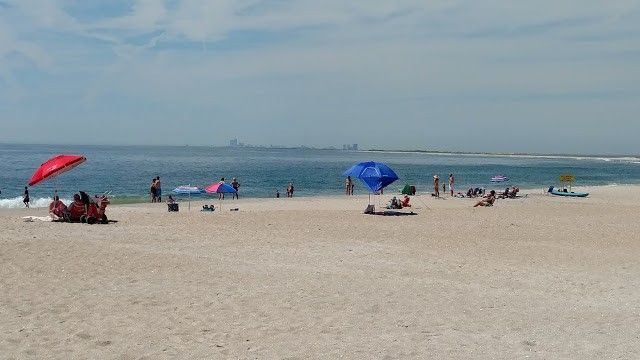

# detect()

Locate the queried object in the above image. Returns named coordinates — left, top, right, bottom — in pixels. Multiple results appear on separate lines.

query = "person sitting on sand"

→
left=48, top=196, right=67, bottom=219
left=68, top=193, right=87, bottom=220
left=387, top=196, right=401, bottom=209
left=499, top=187, right=510, bottom=199
left=401, top=195, right=411, bottom=208
left=474, top=190, right=496, bottom=207
left=467, top=188, right=474, bottom=198
left=167, top=195, right=176, bottom=204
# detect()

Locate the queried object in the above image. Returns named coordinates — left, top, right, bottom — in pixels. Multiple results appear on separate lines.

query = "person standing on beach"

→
left=155, top=176, right=162, bottom=202
left=231, top=177, right=240, bottom=199
left=449, top=174, right=455, bottom=197
left=345, top=176, right=353, bottom=195
left=23, top=186, right=30, bottom=208
left=287, top=182, right=294, bottom=198
left=433, top=175, right=440, bottom=198
left=150, top=178, right=157, bottom=203
left=219, top=177, right=226, bottom=200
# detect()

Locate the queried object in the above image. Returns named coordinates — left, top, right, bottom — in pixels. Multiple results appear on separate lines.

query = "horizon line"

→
left=0, top=141, right=638, bottom=158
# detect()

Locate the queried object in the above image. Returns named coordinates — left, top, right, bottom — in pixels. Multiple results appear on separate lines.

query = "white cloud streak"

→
left=1, top=1, right=639, bottom=152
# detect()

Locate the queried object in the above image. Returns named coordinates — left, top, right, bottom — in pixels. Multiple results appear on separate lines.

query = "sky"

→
left=0, top=0, right=639, bottom=154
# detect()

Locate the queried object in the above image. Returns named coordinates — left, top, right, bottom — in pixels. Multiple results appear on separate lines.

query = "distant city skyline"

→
left=1, top=1, right=639, bottom=154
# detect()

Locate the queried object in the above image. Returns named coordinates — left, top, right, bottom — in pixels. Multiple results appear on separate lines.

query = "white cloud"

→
left=1, top=0, right=640, bottom=151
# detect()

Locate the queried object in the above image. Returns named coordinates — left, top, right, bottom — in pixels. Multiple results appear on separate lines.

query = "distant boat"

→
left=548, top=187, right=589, bottom=198
left=490, top=175, right=509, bottom=183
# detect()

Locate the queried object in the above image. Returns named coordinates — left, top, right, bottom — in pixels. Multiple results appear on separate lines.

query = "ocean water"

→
left=1, top=144, right=639, bottom=208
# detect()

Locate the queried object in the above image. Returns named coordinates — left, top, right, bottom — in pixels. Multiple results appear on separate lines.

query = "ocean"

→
left=1, top=143, right=639, bottom=208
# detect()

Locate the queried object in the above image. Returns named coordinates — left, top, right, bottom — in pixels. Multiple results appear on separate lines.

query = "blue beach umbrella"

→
left=204, top=182, right=236, bottom=194
left=205, top=182, right=237, bottom=211
left=343, top=161, right=399, bottom=193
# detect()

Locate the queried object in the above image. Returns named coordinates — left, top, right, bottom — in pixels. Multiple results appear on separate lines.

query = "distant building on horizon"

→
left=229, top=139, right=238, bottom=147
left=342, top=143, right=358, bottom=151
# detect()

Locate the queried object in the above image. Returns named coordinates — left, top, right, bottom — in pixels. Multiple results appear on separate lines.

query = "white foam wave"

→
left=0, top=196, right=72, bottom=209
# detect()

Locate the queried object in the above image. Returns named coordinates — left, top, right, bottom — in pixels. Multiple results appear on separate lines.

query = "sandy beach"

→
left=1, top=185, right=639, bottom=359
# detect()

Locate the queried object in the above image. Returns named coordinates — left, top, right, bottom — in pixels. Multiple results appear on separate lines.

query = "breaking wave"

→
left=0, top=196, right=72, bottom=209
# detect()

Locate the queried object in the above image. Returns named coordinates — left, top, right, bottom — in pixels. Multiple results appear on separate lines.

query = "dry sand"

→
left=1, top=186, right=639, bottom=359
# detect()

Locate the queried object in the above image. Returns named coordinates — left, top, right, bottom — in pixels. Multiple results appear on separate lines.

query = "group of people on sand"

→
left=387, top=195, right=412, bottom=209
left=217, top=177, right=241, bottom=200
left=275, top=182, right=295, bottom=198
left=431, top=174, right=456, bottom=198
left=498, top=186, right=520, bottom=199
left=47, top=191, right=110, bottom=222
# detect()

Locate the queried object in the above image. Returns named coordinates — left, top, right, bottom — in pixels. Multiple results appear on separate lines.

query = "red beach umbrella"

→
left=28, top=154, right=87, bottom=186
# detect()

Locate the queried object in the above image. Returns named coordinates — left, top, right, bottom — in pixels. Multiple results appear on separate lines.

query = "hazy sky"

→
left=1, top=1, right=639, bottom=154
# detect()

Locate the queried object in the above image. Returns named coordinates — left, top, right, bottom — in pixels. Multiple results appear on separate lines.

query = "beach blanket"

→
left=371, top=211, right=417, bottom=216
left=23, top=215, right=55, bottom=222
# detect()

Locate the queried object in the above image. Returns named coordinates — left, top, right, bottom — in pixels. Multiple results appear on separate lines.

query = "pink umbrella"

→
left=205, top=182, right=237, bottom=194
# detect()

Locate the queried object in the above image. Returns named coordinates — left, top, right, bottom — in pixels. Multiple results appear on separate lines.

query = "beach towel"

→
left=23, top=215, right=54, bottom=222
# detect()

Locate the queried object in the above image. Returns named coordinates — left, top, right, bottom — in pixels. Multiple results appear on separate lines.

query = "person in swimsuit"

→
left=286, top=182, right=294, bottom=198
left=155, top=176, right=162, bottom=202
left=345, top=176, right=353, bottom=195
left=231, top=177, right=240, bottom=199
left=68, top=193, right=87, bottom=221
left=219, top=177, right=226, bottom=200
left=49, top=195, right=67, bottom=219
left=474, top=190, right=496, bottom=207
left=449, top=174, right=455, bottom=197
left=433, top=175, right=440, bottom=198
left=150, top=178, right=157, bottom=203
left=23, top=187, right=30, bottom=208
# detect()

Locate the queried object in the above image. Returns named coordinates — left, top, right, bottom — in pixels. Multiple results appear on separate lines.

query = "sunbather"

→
left=68, top=193, right=87, bottom=221
left=474, top=190, right=496, bottom=207
left=387, top=196, right=401, bottom=209
left=400, top=195, right=411, bottom=208
left=48, top=196, right=67, bottom=219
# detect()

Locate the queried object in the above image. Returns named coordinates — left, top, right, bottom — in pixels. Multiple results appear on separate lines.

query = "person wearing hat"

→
left=433, top=175, right=440, bottom=198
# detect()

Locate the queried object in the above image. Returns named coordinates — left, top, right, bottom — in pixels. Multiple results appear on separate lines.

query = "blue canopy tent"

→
left=343, top=161, right=399, bottom=205
left=173, top=185, right=205, bottom=211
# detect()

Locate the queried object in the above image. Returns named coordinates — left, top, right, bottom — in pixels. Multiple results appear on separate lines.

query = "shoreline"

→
left=3, top=184, right=639, bottom=212
left=2, top=183, right=638, bottom=210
